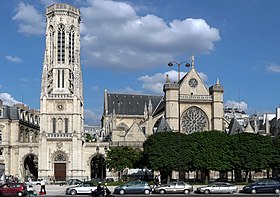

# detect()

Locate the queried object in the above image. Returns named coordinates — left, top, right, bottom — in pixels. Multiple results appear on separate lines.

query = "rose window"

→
left=181, top=106, right=209, bottom=134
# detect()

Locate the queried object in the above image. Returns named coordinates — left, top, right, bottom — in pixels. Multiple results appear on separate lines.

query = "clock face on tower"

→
left=189, top=78, right=198, bottom=87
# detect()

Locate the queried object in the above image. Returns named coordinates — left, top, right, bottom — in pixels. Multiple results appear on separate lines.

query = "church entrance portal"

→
left=54, top=163, right=66, bottom=181
left=24, top=154, right=38, bottom=181
left=91, top=154, right=106, bottom=180
left=53, top=152, right=67, bottom=181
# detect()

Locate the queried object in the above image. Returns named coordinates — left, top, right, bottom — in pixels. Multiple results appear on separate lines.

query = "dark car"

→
left=0, top=182, right=28, bottom=196
left=153, top=181, right=193, bottom=194
left=114, top=181, right=152, bottom=195
left=240, top=178, right=280, bottom=194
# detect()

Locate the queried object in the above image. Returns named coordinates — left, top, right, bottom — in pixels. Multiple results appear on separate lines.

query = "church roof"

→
left=156, top=117, right=172, bottom=132
left=227, top=118, right=244, bottom=135
left=107, top=93, right=163, bottom=116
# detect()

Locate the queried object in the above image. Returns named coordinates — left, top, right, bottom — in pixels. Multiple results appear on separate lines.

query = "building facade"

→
left=102, top=59, right=225, bottom=146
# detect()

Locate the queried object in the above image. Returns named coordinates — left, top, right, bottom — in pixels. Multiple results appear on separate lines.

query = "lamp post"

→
left=168, top=60, right=190, bottom=180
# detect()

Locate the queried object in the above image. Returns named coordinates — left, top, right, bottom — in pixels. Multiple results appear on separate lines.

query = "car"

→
left=240, top=178, right=280, bottom=194
left=25, top=178, right=42, bottom=185
left=67, top=178, right=83, bottom=186
left=65, top=182, right=97, bottom=195
left=153, top=181, right=193, bottom=194
left=0, top=182, right=28, bottom=196
left=113, top=181, right=152, bottom=195
left=195, top=182, right=238, bottom=194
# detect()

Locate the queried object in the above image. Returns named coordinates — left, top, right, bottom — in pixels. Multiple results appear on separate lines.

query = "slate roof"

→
left=227, top=118, right=244, bottom=135
left=107, top=93, right=163, bottom=116
left=0, top=105, right=20, bottom=120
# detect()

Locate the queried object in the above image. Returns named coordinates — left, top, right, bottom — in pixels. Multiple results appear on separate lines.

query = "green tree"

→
left=231, top=132, right=273, bottom=182
left=143, top=132, right=185, bottom=183
left=189, top=131, right=232, bottom=183
left=106, top=146, right=141, bottom=180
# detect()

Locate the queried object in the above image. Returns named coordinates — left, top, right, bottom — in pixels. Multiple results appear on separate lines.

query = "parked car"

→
left=195, top=182, right=238, bottom=194
left=153, top=181, right=193, bottom=194
left=240, top=178, right=280, bottom=194
left=0, top=182, right=28, bottom=196
left=65, top=182, right=97, bottom=195
left=25, top=178, right=43, bottom=185
left=67, top=178, right=83, bottom=186
left=113, top=181, right=152, bottom=195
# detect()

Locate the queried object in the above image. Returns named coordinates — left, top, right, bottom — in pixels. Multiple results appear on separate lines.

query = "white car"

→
left=195, top=182, right=238, bottom=194
left=65, top=182, right=97, bottom=195
left=25, top=179, right=42, bottom=185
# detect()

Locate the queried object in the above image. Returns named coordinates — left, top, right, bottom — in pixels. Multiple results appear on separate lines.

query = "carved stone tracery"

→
left=181, top=106, right=209, bottom=134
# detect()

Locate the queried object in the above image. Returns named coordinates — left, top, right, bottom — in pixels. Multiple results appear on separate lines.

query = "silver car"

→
left=153, top=181, right=193, bottom=194
left=65, top=182, right=97, bottom=195
left=195, top=182, right=238, bottom=194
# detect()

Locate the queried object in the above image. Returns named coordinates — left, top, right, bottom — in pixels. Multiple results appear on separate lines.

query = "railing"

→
left=109, top=141, right=143, bottom=148
left=180, top=94, right=212, bottom=101
left=47, top=133, right=73, bottom=139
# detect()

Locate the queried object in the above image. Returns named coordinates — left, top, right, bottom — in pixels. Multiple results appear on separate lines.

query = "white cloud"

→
left=138, top=70, right=208, bottom=94
left=84, top=108, right=102, bottom=126
left=224, top=100, right=248, bottom=111
left=40, top=0, right=58, bottom=7
left=267, top=63, right=280, bottom=73
left=80, top=0, right=220, bottom=70
left=0, top=93, right=21, bottom=106
left=12, top=2, right=45, bottom=36
left=5, top=55, right=22, bottom=63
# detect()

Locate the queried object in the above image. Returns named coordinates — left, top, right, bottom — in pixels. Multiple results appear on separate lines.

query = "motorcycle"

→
left=90, top=186, right=114, bottom=197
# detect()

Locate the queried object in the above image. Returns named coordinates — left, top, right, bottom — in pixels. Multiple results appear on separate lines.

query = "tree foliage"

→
left=106, top=146, right=141, bottom=172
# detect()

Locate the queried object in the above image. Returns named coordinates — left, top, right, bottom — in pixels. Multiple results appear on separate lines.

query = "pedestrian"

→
left=40, top=179, right=46, bottom=195
left=154, top=176, right=158, bottom=187
left=157, top=173, right=161, bottom=185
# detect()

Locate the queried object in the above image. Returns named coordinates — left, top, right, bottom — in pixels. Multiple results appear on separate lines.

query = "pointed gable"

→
left=180, top=67, right=209, bottom=95
left=124, top=122, right=146, bottom=142
left=228, top=118, right=244, bottom=135
left=156, top=117, right=172, bottom=132
left=244, top=121, right=255, bottom=133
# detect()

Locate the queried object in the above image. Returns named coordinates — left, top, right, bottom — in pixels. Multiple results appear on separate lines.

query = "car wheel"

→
left=17, top=192, right=23, bottom=196
left=159, top=189, right=165, bottom=194
left=184, top=189, right=190, bottom=194
left=70, top=189, right=77, bottom=195
left=275, top=189, right=280, bottom=194
left=144, top=189, right=150, bottom=195
left=251, top=189, right=256, bottom=194
left=204, top=189, right=210, bottom=194
left=119, top=189, right=125, bottom=195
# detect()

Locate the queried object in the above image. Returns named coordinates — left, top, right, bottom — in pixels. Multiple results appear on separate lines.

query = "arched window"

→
left=52, top=118, right=56, bottom=133
left=57, top=24, right=65, bottom=63
left=49, top=25, right=54, bottom=64
left=68, top=26, right=75, bottom=64
left=181, top=106, right=209, bottom=134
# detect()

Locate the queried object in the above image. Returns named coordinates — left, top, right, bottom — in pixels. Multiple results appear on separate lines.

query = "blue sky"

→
left=1, top=0, right=280, bottom=125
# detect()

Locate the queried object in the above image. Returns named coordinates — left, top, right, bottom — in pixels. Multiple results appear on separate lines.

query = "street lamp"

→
left=168, top=60, right=191, bottom=181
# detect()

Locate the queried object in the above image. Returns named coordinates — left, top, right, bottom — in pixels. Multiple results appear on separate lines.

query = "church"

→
left=0, top=3, right=226, bottom=182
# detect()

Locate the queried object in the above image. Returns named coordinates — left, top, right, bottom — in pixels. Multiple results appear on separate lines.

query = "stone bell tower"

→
left=39, top=4, right=84, bottom=180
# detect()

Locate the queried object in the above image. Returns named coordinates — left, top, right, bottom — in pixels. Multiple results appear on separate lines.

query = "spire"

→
left=166, top=74, right=171, bottom=84
left=190, top=55, right=195, bottom=68
left=216, top=78, right=220, bottom=85
left=144, top=103, right=148, bottom=120
left=148, top=98, right=153, bottom=115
